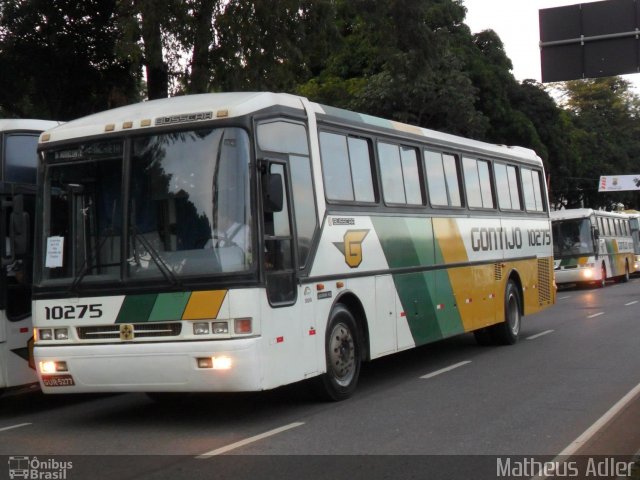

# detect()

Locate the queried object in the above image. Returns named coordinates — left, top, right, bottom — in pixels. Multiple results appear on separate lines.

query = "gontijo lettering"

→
left=471, top=227, right=551, bottom=252
left=471, top=227, right=523, bottom=251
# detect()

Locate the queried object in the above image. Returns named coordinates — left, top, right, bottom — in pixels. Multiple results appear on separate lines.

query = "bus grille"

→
left=76, top=323, right=183, bottom=340
left=537, top=258, right=553, bottom=305
left=494, top=262, right=503, bottom=281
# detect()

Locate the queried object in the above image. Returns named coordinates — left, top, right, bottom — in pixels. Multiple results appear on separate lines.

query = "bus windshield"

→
left=552, top=218, right=594, bottom=257
left=37, top=127, right=253, bottom=288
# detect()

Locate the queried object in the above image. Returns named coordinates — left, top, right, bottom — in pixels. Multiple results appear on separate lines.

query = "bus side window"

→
left=424, top=150, right=462, bottom=207
left=319, top=132, right=375, bottom=203
left=378, top=142, right=422, bottom=206
left=463, top=157, right=494, bottom=209
left=521, top=168, right=545, bottom=212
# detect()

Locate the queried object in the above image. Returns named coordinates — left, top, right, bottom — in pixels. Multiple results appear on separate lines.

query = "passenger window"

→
left=495, top=164, right=522, bottom=211
left=506, top=165, right=522, bottom=210
left=463, top=157, right=494, bottom=209
left=348, top=138, right=376, bottom=202
left=378, top=142, right=422, bottom=205
left=424, top=150, right=448, bottom=206
left=522, top=168, right=545, bottom=212
left=378, top=142, right=405, bottom=204
left=319, top=132, right=375, bottom=203
left=5, top=134, right=40, bottom=184
left=495, top=163, right=511, bottom=209
left=443, top=155, right=462, bottom=206
left=424, top=150, right=461, bottom=207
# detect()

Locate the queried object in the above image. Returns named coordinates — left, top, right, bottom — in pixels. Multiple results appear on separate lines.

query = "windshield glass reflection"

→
left=552, top=218, right=594, bottom=257
left=38, top=127, right=252, bottom=288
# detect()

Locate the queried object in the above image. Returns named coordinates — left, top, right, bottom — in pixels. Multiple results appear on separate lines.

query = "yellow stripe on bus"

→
left=432, top=218, right=468, bottom=264
left=182, top=290, right=227, bottom=320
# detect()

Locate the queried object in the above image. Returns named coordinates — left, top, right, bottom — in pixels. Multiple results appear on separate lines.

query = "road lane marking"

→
left=0, top=423, right=31, bottom=433
left=532, top=381, right=640, bottom=480
left=625, top=300, right=638, bottom=306
left=587, top=312, right=604, bottom=318
left=558, top=296, right=571, bottom=300
left=526, top=330, right=554, bottom=340
left=196, top=422, right=305, bottom=458
left=420, top=361, right=471, bottom=380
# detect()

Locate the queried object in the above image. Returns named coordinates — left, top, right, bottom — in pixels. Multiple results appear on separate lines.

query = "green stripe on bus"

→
left=148, top=292, right=191, bottom=322
left=560, top=257, right=578, bottom=267
left=116, top=294, right=157, bottom=323
left=372, top=217, right=464, bottom=344
left=433, top=237, right=465, bottom=338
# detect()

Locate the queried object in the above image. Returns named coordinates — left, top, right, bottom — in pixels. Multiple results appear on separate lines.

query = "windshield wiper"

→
left=67, top=199, right=119, bottom=294
left=128, top=201, right=183, bottom=288
left=128, top=225, right=183, bottom=288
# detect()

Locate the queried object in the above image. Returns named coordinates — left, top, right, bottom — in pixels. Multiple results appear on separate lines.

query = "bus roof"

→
left=550, top=208, right=630, bottom=221
left=39, top=92, right=542, bottom=165
left=0, top=119, right=60, bottom=133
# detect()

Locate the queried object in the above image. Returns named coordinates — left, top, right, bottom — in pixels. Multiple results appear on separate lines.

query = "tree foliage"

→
left=1, top=0, right=639, bottom=209
left=0, top=0, right=140, bottom=120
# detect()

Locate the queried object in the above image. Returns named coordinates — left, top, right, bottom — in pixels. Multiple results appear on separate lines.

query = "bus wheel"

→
left=316, top=304, right=361, bottom=401
left=473, top=327, right=494, bottom=346
left=621, top=262, right=630, bottom=283
left=598, top=265, right=606, bottom=288
left=492, top=280, right=521, bottom=345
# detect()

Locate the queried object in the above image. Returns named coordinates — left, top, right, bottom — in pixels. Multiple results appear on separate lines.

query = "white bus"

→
left=33, top=93, right=555, bottom=400
left=0, top=119, right=59, bottom=395
left=551, top=208, right=636, bottom=287
left=626, top=211, right=640, bottom=274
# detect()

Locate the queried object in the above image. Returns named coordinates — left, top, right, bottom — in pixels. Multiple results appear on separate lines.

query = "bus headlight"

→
left=582, top=268, right=594, bottom=279
left=54, top=328, right=69, bottom=341
left=212, top=321, right=229, bottom=334
left=38, top=329, right=53, bottom=341
left=193, top=322, right=210, bottom=335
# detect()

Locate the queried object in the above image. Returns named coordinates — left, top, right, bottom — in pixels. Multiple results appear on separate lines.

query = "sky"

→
left=462, top=0, right=640, bottom=91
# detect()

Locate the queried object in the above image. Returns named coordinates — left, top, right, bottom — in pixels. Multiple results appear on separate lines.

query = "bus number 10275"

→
left=44, top=304, right=103, bottom=320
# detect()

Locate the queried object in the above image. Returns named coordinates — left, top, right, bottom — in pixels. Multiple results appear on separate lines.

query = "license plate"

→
left=42, top=375, right=75, bottom=387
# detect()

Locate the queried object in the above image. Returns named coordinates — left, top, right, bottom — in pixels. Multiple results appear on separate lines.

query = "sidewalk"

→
left=570, top=388, right=640, bottom=478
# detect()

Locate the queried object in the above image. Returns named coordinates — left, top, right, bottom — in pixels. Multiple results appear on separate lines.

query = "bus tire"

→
left=473, top=327, right=494, bottom=346
left=621, top=261, right=630, bottom=283
left=315, top=304, right=361, bottom=401
left=491, top=280, right=521, bottom=345
left=598, top=264, right=606, bottom=288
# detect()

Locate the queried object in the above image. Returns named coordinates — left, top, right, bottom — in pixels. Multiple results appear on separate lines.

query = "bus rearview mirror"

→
left=263, top=173, right=283, bottom=213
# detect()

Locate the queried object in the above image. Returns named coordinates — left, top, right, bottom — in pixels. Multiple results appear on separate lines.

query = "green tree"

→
left=0, top=0, right=140, bottom=119
left=298, top=0, right=488, bottom=138
left=212, top=0, right=335, bottom=92
left=558, top=77, right=640, bottom=209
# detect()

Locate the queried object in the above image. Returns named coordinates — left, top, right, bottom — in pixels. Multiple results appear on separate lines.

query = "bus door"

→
left=1, top=193, right=36, bottom=388
left=260, top=160, right=319, bottom=378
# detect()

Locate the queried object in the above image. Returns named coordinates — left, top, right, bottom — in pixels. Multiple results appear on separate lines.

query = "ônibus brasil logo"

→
left=8, top=456, right=73, bottom=479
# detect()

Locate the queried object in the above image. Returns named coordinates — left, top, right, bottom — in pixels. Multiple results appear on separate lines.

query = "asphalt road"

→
left=2, top=278, right=640, bottom=479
